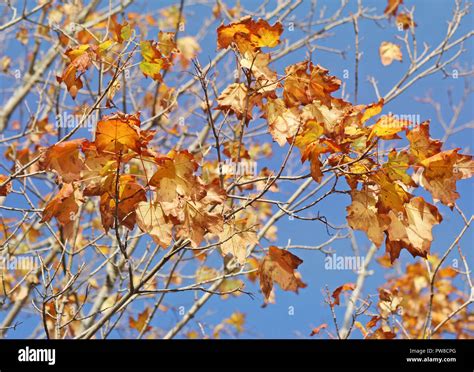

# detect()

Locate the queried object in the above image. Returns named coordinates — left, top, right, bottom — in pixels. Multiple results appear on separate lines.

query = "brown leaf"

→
left=39, top=139, right=85, bottom=183
left=310, top=323, right=328, bottom=336
left=259, top=246, right=306, bottom=300
left=386, top=196, right=442, bottom=262
left=41, top=183, right=82, bottom=239
left=332, top=283, right=355, bottom=306
left=346, top=190, right=388, bottom=247
left=56, top=45, right=96, bottom=99
left=216, top=83, right=254, bottom=120
left=0, top=175, right=11, bottom=196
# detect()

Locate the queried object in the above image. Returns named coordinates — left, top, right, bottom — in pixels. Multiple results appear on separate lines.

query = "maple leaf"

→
left=295, top=119, right=345, bottom=183
left=294, top=119, right=325, bottom=151
left=259, top=246, right=306, bottom=300
left=264, top=98, right=301, bottom=146
left=149, top=151, right=226, bottom=247
left=332, top=283, right=355, bottom=306
left=81, top=140, right=117, bottom=196
left=100, top=174, right=146, bottom=231
left=217, top=17, right=283, bottom=52
left=110, top=15, right=132, bottom=43
left=149, top=150, right=205, bottom=204
left=136, top=201, right=173, bottom=248
left=370, top=170, right=412, bottom=213
left=367, top=115, right=407, bottom=141
left=129, top=308, right=152, bottom=334
left=175, top=198, right=224, bottom=248
left=95, top=112, right=141, bottom=155
left=407, top=121, right=442, bottom=162
left=283, top=61, right=341, bottom=108
left=379, top=41, right=403, bottom=66
left=407, top=123, right=474, bottom=207
left=39, top=139, right=85, bottom=183
left=224, top=312, right=246, bottom=333
left=158, top=31, right=179, bottom=57
left=240, top=51, right=279, bottom=93
left=417, top=149, right=474, bottom=207
left=57, top=44, right=97, bottom=99
left=346, top=190, right=388, bottom=247
left=308, top=64, right=342, bottom=108
left=216, top=83, right=254, bottom=120
left=386, top=196, right=442, bottom=262
left=41, top=183, right=82, bottom=239
left=139, top=40, right=170, bottom=81
left=300, top=98, right=359, bottom=143
left=382, top=149, right=416, bottom=187
left=378, top=288, right=403, bottom=318
left=360, top=99, right=384, bottom=125
left=218, top=217, right=258, bottom=265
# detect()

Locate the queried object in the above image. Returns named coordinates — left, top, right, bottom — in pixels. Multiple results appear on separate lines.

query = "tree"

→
left=0, top=0, right=472, bottom=340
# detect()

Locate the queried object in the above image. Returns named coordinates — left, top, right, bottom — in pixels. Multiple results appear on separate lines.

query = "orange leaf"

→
left=259, top=246, right=306, bottom=300
left=129, top=308, right=152, bottom=334
left=360, top=99, right=384, bottom=124
left=95, top=112, right=141, bottom=155
left=332, top=283, right=355, bottom=306
left=367, top=115, right=407, bottom=141
left=216, top=83, right=254, bottom=120
left=310, top=323, right=328, bottom=336
left=41, top=183, right=82, bottom=239
left=283, top=61, right=341, bottom=108
left=386, top=196, right=442, bottom=262
left=384, top=0, right=403, bottom=17
left=56, top=45, right=96, bottom=99
left=99, top=175, right=147, bottom=231
left=217, top=17, right=283, bottom=52
left=39, top=139, right=85, bottom=183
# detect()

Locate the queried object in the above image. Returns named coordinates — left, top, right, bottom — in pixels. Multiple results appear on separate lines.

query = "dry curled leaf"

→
left=259, top=246, right=306, bottom=301
left=332, top=283, right=355, bottom=306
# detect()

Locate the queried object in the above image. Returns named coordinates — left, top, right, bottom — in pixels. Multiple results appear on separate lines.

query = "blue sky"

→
left=0, top=0, right=472, bottom=339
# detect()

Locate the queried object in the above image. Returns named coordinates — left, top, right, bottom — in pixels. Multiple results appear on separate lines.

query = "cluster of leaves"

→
left=214, top=17, right=473, bottom=265
left=25, top=14, right=472, bottom=307
left=345, top=257, right=471, bottom=339
left=39, top=112, right=227, bottom=249
left=0, top=0, right=472, bottom=340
